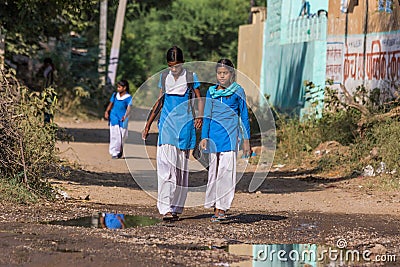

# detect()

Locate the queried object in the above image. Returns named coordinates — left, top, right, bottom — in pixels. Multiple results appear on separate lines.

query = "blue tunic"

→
left=157, top=72, right=200, bottom=149
left=201, top=85, right=250, bottom=153
left=104, top=213, right=124, bottom=229
left=109, top=93, right=132, bottom=129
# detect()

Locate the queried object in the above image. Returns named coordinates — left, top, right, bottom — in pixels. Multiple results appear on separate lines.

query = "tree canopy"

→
left=118, top=0, right=252, bottom=88
left=0, top=0, right=98, bottom=55
left=1, top=0, right=264, bottom=112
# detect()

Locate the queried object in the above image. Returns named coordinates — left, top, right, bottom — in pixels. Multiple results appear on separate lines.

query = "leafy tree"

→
left=0, top=0, right=98, bottom=55
left=118, top=0, right=251, bottom=89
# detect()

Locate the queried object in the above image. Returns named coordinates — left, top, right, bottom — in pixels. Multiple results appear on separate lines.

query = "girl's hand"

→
left=142, top=128, right=149, bottom=140
left=199, top=139, right=207, bottom=150
left=104, top=111, right=109, bottom=120
left=194, top=117, right=203, bottom=129
left=242, top=139, right=251, bottom=157
left=121, top=115, right=126, bottom=122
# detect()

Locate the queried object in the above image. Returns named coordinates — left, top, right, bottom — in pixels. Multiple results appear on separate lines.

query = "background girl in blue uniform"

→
left=199, top=58, right=251, bottom=222
left=100, top=213, right=125, bottom=229
left=142, top=46, right=203, bottom=220
left=104, top=80, right=132, bottom=159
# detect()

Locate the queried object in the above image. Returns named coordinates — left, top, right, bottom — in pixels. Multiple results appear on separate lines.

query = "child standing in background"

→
left=105, top=80, right=132, bottom=159
left=199, top=58, right=251, bottom=222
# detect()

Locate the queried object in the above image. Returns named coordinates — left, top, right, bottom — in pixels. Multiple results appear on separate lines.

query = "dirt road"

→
left=0, top=115, right=399, bottom=266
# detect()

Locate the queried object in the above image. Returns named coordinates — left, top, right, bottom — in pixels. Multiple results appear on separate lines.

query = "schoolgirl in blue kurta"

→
left=200, top=59, right=251, bottom=222
left=157, top=71, right=200, bottom=150
left=105, top=80, right=132, bottom=159
left=142, top=46, right=203, bottom=220
left=201, top=83, right=250, bottom=153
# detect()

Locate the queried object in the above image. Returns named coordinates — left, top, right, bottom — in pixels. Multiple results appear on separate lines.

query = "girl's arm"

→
left=238, top=89, right=251, bottom=156
left=122, top=100, right=132, bottom=121
left=99, top=214, right=106, bottom=228
left=193, top=88, right=204, bottom=129
left=104, top=102, right=113, bottom=120
left=192, top=73, right=203, bottom=129
left=117, top=215, right=126, bottom=229
left=199, top=90, right=212, bottom=150
left=142, top=89, right=163, bottom=140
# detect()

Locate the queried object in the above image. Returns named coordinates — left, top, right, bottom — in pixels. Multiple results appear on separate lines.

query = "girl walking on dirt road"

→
left=104, top=79, right=132, bottom=159
left=199, top=59, right=251, bottom=222
left=142, top=46, right=203, bottom=221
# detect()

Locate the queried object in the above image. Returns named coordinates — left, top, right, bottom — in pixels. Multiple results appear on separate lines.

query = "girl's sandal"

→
left=217, top=213, right=227, bottom=220
left=163, top=212, right=174, bottom=221
left=171, top=212, right=179, bottom=221
left=210, top=215, right=220, bottom=223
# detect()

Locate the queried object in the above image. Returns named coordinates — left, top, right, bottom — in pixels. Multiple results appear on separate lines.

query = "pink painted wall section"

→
left=327, top=32, right=400, bottom=91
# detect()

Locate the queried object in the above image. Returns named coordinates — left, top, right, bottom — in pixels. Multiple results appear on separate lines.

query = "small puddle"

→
left=228, top=244, right=397, bottom=266
left=46, top=213, right=160, bottom=229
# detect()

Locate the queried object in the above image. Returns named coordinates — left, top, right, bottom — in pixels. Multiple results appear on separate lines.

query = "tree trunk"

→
left=0, top=29, right=5, bottom=70
left=107, top=0, right=127, bottom=86
left=99, top=0, right=108, bottom=86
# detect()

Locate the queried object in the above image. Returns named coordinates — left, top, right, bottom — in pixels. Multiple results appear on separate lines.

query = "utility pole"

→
left=107, top=0, right=127, bottom=85
left=98, top=0, right=108, bottom=86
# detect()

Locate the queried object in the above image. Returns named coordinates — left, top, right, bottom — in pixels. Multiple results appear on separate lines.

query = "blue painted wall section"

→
left=261, top=0, right=328, bottom=117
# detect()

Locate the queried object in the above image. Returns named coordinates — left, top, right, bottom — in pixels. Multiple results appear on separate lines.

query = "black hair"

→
left=117, top=79, right=130, bottom=93
left=216, top=58, right=236, bottom=81
left=44, top=57, right=53, bottom=64
left=166, top=46, right=184, bottom=63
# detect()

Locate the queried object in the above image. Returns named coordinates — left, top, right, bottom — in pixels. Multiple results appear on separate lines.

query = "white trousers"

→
left=109, top=125, right=128, bottom=157
left=204, top=151, right=237, bottom=211
left=157, top=144, right=189, bottom=215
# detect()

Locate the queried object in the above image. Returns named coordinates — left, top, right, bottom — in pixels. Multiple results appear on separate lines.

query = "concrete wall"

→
left=326, top=0, right=400, bottom=93
left=288, top=0, right=329, bottom=19
left=237, top=7, right=266, bottom=105
left=260, top=0, right=329, bottom=117
left=328, top=0, right=400, bottom=35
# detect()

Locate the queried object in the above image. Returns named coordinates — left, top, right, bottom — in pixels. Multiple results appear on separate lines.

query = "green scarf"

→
left=209, top=82, right=240, bottom=99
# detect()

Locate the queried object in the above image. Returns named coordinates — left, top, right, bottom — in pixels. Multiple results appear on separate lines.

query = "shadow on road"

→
left=53, top=167, right=358, bottom=196
left=182, top=213, right=287, bottom=224
left=235, top=169, right=357, bottom=194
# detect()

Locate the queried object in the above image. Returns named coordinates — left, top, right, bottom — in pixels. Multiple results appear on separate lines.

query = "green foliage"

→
left=0, top=177, right=38, bottom=204
left=0, top=68, right=61, bottom=200
left=119, top=0, right=250, bottom=88
left=316, top=110, right=360, bottom=146
left=2, top=0, right=254, bottom=118
left=274, top=115, right=320, bottom=164
left=275, top=79, right=400, bottom=188
left=351, top=120, right=400, bottom=175
left=0, top=0, right=98, bottom=55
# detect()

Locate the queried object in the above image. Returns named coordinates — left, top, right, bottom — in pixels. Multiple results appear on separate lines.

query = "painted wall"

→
left=327, top=0, right=400, bottom=94
left=261, top=0, right=329, bottom=116
left=288, top=0, right=329, bottom=18
left=327, top=32, right=400, bottom=92
left=237, top=7, right=266, bottom=104
left=328, top=0, right=400, bottom=35
left=264, top=42, right=311, bottom=114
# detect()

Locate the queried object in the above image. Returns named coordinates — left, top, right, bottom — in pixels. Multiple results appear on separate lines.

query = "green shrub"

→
left=0, top=178, right=38, bottom=204
left=317, top=109, right=360, bottom=146
left=351, top=120, right=400, bottom=177
left=0, top=68, right=61, bottom=201
left=274, top=115, right=321, bottom=165
left=274, top=79, right=400, bottom=188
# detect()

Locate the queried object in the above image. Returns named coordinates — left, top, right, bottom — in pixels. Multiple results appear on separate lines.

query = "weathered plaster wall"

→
left=237, top=7, right=266, bottom=104
left=327, top=0, right=400, bottom=92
